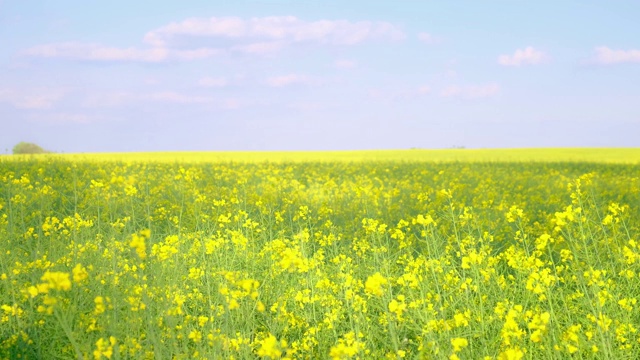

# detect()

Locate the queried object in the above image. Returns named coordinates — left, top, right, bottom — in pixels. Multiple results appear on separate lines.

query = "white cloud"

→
left=498, top=46, right=546, bottom=66
left=266, top=74, right=313, bottom=87
left=145, top=92, right=215, bottom=104
left=98, top=91, right=221, bottom=105
left=142, top=92, right=242, bottom=109
left=0, top=88, right=66, bottom=109
left=143, top=17, right=247, bottom=46
left=57, top=113, right=91, bottom=123
left=173, top=47, right=223, bottom=60
left=231, top=41, right=286, bottom=55
left=23, top=17, right=404, bottom=63
left=22, top=42, right=221, bottom=62
left=82, top=90, right=242, bottom=109
left=441, top=83, right=500, bottom=99
left=334, top=59, right=357, bottom=69
left=29, top=113, right=93, bottom=124
left=417, top=32, right=439, bottom=44
left=594, top=46, right=640, bottom=64
left=81, top=92, right=133, bottom=108
left=198, top=77, right=228, bottom=88
left=144, top=16, right=405, bottom=47
left=24, top=112, right=113, bottom=124
left=23, top=42, right=170, bottom=62
left=417, top=86, right=431, bottom=94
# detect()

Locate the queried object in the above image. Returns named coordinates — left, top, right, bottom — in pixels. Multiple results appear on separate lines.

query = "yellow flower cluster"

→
left=129, top=229, right=150, bottom=259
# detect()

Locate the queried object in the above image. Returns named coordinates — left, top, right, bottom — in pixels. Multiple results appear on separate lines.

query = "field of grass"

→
left=1, top=150, right=640, bottom=359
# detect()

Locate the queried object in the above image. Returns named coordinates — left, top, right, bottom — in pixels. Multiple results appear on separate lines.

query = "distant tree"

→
left=12, top=142, right=49, bottom=154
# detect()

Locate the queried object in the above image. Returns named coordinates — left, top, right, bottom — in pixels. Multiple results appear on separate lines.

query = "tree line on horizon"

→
left=12, top=142, right=51, bottom=155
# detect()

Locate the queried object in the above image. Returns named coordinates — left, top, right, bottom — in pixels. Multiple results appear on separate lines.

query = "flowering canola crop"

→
left=1, top=154, right=639, bottom=359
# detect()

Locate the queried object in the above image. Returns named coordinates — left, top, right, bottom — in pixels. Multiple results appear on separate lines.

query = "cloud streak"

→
left=23, top=42, right=222, bottom=62
left=593, top=46, right=640, bottom=64
left=22, top=16, right=405, bottom=63
left=417, top=32, right=440, bottom=44
left=0, top=88, right=67, bottom=109
left=334, top=59, right=357, bottom=69
left=82, top=90, right=242, bottom=110
left=144, top=16, right=405, bottom=47
left=498, top=46, right=546, bottom=66
left=28, top=112, right=95, bottom=124
left=266, top=74, right=315, bottom=87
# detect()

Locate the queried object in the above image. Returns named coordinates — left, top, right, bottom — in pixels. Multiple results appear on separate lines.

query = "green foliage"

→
left=12, top=142, right=49, bottom=154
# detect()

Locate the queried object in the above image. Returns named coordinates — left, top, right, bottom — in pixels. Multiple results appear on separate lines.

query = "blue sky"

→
left=1, top=0, right=639, bottom=152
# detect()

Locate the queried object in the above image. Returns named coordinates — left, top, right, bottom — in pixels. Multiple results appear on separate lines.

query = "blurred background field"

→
left=3, top=148, right=640, bottom=163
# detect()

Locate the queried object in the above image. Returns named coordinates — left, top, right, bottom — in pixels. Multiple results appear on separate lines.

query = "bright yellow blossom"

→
left=40, top=271, right=71, bottom=292
left=93, top=336, right=116, bottom=359
left=364, top=272, right=388, bottom=296
left=450, top=337, right=468, bottom=352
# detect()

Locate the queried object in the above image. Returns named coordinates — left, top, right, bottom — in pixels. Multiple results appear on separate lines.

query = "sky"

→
left=1, top=0, right=639, bottom=153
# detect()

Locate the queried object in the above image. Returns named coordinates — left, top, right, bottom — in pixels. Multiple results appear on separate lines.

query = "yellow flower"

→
left=527, top=311, right=550, bottom=343
left=188, top=267, right=204, bottom=280
left=329, top=332, right=364, bottom=359
left=450, top=337, right=468, bottom=352
left=1, top=304, right=23, bottom=321
left=188, top=330, right=202, bottom=343
left=525, top=268, right=556, bottom=301
left=256, top=334, right=286, bottom=358
left=505, top=205, right=524, bottom=223
left=587, top=313, right=612, bottom=332
left=498, top=346, right=525, bottom=360
left=365, top=272, right=388, bottom=296
left=94, top=296, right=111, bottom=315
left=388, top=295, right=407, bottom=320
left=413, top=214, right=436, bottom=227
left=129, top=230, right=150, bottom=259
left=40, top=271, right=71, bottom=291
left=151, top=235, right=179, bottom=261
left=197, top=316, right=209, bottom=327
left=257, top=301, right=266, bottom=312
left=618, top=297, right=637, bottom=311
left=534, top=233, right=552, bottom=250
left=453, top=310, right=471, bottom=328
left=72, top=264, right=89, bottom=283
left=27, top=286, right=39, bottom=298
left=500, top=305, right=524, bottom=346
left=93, top=336, right=116, bottom=360
left=278, top=247, right=309, bottom=273
left=561, top=324, right=581, bottom=354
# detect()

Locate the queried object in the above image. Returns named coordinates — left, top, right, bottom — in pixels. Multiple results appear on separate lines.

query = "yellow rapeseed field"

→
left=1, top=149, right=639, bottom=359
left=8, top=148, right=640, bottom=163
